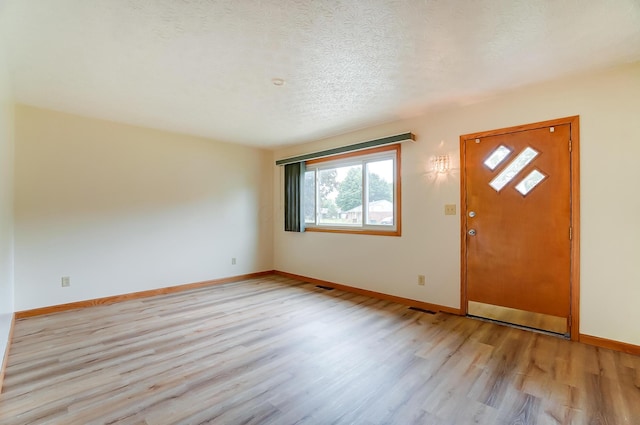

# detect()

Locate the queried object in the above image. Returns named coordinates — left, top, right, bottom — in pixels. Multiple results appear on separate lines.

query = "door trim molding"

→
left=459, top=116, right=580, bottom=340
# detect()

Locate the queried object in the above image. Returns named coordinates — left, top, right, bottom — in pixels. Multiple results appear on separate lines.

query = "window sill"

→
left=304, top=226, right=401, bottom=237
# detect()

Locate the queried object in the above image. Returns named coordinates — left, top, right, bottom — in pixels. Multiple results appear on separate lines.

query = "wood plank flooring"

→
left=1, top=275, right=638, bottom=424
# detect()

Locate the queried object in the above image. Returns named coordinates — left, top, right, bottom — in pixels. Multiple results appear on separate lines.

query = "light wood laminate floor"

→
left=1, top=275, right=639, bottom=424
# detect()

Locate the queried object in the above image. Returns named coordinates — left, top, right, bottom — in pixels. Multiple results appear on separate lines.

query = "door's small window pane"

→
left=515, top=169, right=547, bottom=195
left=484, top=145, right=511, bottom=170
left=489, top=147, right=539, bottom=192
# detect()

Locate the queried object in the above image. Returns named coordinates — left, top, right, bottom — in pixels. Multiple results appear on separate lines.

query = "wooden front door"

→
left=461, top=117, right=579, bottom=336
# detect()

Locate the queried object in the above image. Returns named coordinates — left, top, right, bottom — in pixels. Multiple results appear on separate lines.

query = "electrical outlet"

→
left=231, top=258, right=236, bottom=265
left=418, top=275, right=426, bottom=286
left=444, top=204, right=456, bottom=215
left=61, top=276, right=71, bottom=287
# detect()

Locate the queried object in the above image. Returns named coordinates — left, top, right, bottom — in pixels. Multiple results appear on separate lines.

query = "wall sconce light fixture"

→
left=432, top=155, right=450, bottom=173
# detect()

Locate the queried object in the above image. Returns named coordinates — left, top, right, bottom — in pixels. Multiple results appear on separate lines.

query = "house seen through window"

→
left=303, top=144, right=400, bottom=235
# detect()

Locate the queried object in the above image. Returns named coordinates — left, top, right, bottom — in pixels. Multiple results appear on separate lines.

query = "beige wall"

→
left=14, top=106, right=273, bottom=311
left=0, top=26, right=15, bottom=369
left=7, top=61, right=640, bottom=347
left=274, top=62, right=640, bottom=346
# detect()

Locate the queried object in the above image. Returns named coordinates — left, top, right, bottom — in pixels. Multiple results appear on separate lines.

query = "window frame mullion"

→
left=362, top=160, right=368, bottom=226
left=314, top=169, right=320, bottom=225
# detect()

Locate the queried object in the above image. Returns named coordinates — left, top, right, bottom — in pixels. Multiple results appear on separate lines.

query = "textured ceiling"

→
left=1, top=0, right=640, bottom=148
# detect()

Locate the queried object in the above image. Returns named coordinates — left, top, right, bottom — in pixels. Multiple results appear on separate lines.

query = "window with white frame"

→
left=303, top=144, right=400, bottom=235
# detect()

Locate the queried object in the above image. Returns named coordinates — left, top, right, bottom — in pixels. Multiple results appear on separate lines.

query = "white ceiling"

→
left=1, top=1, right=639, bottom=148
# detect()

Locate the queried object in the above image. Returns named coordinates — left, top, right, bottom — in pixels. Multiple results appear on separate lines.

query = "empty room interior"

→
left=0, top=1, right=639, bottom=424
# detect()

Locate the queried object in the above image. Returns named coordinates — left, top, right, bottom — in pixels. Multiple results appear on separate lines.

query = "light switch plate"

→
left=444, top=204, right=456, bottom=215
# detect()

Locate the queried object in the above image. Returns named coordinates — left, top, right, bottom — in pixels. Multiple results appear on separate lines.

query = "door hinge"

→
left=569, top=139, right=572, bottom=152
left=569, top=227, right=572, bottom=240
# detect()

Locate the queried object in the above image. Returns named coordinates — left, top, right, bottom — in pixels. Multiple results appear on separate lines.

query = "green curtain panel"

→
left=284, top=162, right=305, bottom=232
